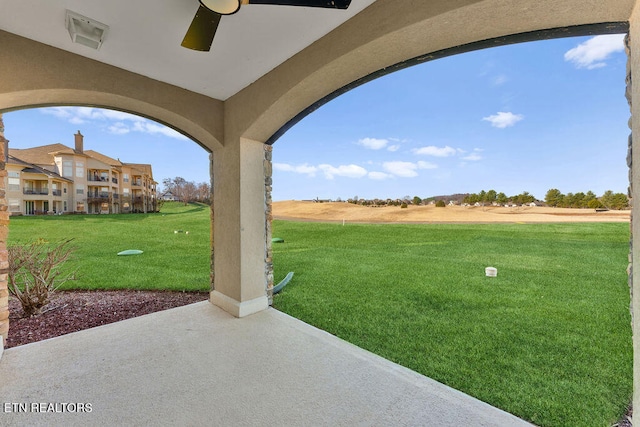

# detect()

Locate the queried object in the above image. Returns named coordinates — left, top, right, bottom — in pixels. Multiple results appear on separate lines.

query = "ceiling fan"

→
left=182, top=0, right=352, bottom=52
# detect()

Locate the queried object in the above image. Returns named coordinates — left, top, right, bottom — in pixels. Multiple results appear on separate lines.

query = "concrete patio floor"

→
left=0, top=302, right=531, bottom=426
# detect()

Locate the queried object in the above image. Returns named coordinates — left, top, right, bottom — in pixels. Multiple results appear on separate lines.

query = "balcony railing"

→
left=23, top=189, right=48, bottom=195
left=52, top=189, right=62, bottom=196
left=88, top=176, right=109, bottom=182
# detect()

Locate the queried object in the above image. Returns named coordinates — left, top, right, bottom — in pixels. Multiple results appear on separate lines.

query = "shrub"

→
left=435, top=200, right=446, bottom=207
left=400, top=202, right=408, bottom=209
left=8, top=239, right=77, bottom=316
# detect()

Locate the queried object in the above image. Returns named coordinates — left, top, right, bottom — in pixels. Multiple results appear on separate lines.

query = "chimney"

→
left=74, top=130, right=84, bottom=153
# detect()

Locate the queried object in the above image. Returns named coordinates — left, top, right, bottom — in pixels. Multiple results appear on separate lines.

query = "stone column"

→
left=209, top=136, right=269, bottom=317
left=629, top=10, right=640, bottom=417
left=264, top=145, right=274, bottom=304
left=0, top=114, right=9, bottom=347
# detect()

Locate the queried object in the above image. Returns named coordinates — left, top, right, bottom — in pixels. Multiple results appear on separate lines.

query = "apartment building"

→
left=5, top=131, right=157, bottom=215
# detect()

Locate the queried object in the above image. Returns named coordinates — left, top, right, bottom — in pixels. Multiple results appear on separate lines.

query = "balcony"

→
left=112, top=177, right=118, bottom=184
left=23, top=188, right=48, bottom=195
left=87, top=192, right=110, bottom=203
left=52, top=189, right=62, bottom=196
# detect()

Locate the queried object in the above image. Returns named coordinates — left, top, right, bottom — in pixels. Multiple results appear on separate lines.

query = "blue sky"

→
left=3, top=34, right=629, bottom=201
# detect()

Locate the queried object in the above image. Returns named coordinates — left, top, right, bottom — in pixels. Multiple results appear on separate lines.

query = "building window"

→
left=76, top=184, right=84, bottom=195
left=8, top=177, right=20, bottom=192
left=8, top=171, right=19, bottom=178
left=64, top=201, right=67, bottom=212
left=63, top=161, right=72, bottom=177
left=76, top=162, right=84, bottom=178
left=76, top=203, right=84, bottom=212
left=123, top=173, right=129, bottom=183
left=8, top=199, right=20, bottom=212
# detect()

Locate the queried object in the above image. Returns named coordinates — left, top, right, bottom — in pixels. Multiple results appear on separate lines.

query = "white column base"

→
left=210, top=290, right=268, bottom=318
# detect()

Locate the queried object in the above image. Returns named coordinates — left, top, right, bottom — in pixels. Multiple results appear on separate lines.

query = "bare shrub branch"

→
left=7, top=239, right=77, bottom=316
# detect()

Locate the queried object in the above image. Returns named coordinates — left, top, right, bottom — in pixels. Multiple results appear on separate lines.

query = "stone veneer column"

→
left=626, top=34, right=634, bottom=332
left=629, top=9, right=640, bottom=416
left=209, top=152, right=215, bottom=293
left=264, top=145, right=274, bottom=304
left=0, top=114, right=9, bottom=348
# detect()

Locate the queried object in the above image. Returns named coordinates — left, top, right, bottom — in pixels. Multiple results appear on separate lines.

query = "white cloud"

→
left=318, top=164, right=368, bottom=180
left=108, top=122, right=131, bottom=135
left=482, top=111, right=524, bottom=128
left=273, top=163, right=318, bottom=177
left=412, top=145, right=457, bottom=157
left=41, top=106, right=188, bottom=140
left=383, top=161, right=418, bottom=177
left=564, top=34, right=625, bottom=69
left=357, top=137, right=389, bottom=150
left=357, top=137, right=402, bottom=152
left=368, top=171, right=394, bottom=180
left=462, top=153, right=483, bottom=161
left=462, top=148, right=483, bottom=161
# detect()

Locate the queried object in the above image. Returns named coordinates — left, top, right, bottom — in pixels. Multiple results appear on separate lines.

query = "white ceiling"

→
left=0, top=0, right=376, bottom=100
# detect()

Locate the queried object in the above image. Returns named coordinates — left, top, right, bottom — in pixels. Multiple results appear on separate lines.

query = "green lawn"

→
left=7, top=202, right=211, bottom=292
left=7, top=206, right=632, bottom=426
left=271, top=220, right=632, bottom=427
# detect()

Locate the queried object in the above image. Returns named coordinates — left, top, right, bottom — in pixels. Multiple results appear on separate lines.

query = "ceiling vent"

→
left=65, top=10, right=108, bottom=50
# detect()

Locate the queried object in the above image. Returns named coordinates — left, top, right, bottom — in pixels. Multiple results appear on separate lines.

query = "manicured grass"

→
left=8, top=207, right=632, bottom=425
left=271, top=221, right=632, bottom=427
left=8, top=202, right=211, bottom=292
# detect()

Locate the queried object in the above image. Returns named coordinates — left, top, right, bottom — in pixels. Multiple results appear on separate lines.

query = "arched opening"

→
left=269, top=34, right=632, bottom=426
left=1, top=106, right=212, bottom=347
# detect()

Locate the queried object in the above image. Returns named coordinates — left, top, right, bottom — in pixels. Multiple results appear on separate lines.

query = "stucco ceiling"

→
left=0, top=0, right=376, bottom=100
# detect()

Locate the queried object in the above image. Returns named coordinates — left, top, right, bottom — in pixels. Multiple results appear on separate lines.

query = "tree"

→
left=485, top=189, right=497, bottom=205
left=478, top=190, right=487, bottom=206
left=545, top=189, right=563, bottom=207
left=496, top=192, right=508, bottom=205
left=196, top=182, right=211, bottom=204
left=610, top=192, right=629, bottom=210
left=413, top=196, right=422, bottom=206
left=163, top=177, right=210, bottom=205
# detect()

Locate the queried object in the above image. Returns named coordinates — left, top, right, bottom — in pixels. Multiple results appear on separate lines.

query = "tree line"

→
left=161, top=177, right=211, bottom=205
left=461, top=190, right=535, bottom=206
left=338, top=188, right=629, bottom=210
left=544, top=189, right=629, bottom=210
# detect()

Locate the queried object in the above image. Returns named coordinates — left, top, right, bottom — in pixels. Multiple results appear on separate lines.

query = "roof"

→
left=8, top=143, right=80, bottom=165
left=124, top=163, right=153, bottom=177
left=7, top=155, right=73, bottom=182
left=84, top=150, right=123, bottom=167
left=9, top=143, right=153, bottom=181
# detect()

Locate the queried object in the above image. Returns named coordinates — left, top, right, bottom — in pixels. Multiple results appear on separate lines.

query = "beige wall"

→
left=0, top=30, right=224, bottom=152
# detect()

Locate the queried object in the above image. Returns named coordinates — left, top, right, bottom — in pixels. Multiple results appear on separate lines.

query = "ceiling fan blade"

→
left=247, top=0, right=351, bottom=9
left=181, top=5, right=222, bottom=51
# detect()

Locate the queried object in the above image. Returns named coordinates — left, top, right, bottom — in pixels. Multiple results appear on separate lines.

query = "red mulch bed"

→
left=5, top=290, right=208, bottom=348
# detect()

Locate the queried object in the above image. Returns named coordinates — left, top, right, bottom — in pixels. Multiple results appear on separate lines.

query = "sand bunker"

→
left=272, top=201, right=630, bottom=224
